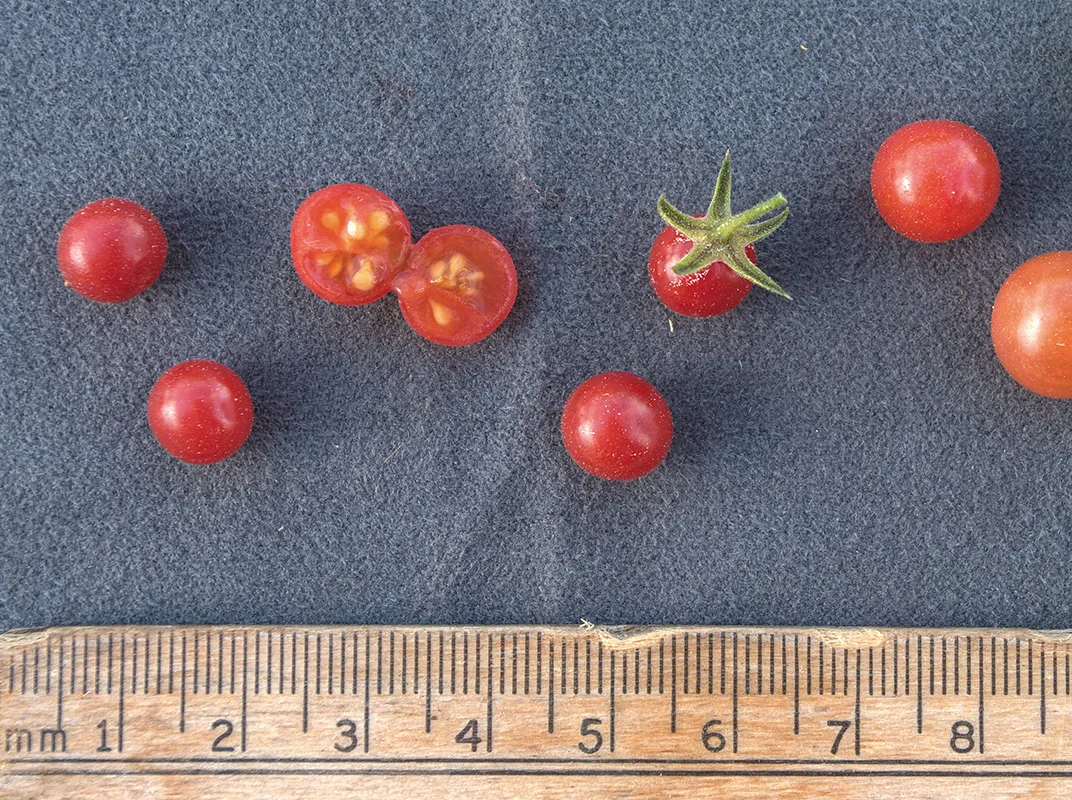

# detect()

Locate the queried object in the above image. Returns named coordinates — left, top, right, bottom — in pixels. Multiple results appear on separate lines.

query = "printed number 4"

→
left=456, top=719, right=482, bottom=752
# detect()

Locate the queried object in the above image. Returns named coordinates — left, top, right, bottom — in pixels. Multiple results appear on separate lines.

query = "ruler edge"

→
left=5, top=624, right=1072, bottom=650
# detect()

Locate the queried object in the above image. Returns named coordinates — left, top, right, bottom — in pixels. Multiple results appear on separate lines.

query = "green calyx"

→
left=657, top=151, right=790, bottom=299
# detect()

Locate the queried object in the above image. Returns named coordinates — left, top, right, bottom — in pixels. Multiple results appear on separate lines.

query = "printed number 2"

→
left=211, top=719, right=234, bottom=753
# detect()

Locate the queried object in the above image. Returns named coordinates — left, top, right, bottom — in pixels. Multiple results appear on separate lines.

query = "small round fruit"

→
left=871, top=120, right=1000, bottom=243
left=650, top=151, right=790, bottom=316
left=991, top=251, right=1072, bottom=399
left=147, top=360, right=254, bottom=464
left=392, top=225, right=518, bottom=346
left=649, top=226, right=755, bottom=317
left=561, top=371, right=673, bottom=480
left=290, top=183, right=412, bottom=305
left=57, top=198, right=168, bottom=302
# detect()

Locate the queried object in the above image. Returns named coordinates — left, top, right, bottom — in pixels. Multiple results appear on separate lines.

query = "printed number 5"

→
left=578, top=718, right=603, bottom=754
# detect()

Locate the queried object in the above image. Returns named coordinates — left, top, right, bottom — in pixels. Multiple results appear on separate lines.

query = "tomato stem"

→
left=657, top=151, right=790, bottom=299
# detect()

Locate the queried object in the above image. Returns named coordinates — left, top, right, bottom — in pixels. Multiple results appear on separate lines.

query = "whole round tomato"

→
left=57, top=198, right=168, bottom=303
left=991, top=251, right=1072, bottom=398
left=147, top=360, right=254, bottom=464
left=391, top=225, right=517, bottom=346
left=651, top=151, right=789, bottom=315
left=291, top=184, right=412, bottom=305
left=561, top=371, right=673, bottom=480
left=871, top=120, right=1000, bottom=243
left=649, top=226, right=755, bottom=317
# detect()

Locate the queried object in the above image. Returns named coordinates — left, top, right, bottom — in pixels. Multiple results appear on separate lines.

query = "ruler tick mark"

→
left=893, top=640, right=899, bottom=696
left=425, top=632, right=432, bottom=733
left=241, top=631, right=248, bottom=752
left=462, top=632, right=468, bottom=695
left=450, top=633, right=456, bottom=696
left=486, top=633, right=494, bottom=752
left=854, top=649, right=861, bottom=756
left=316, top=634, right=322, bottom=696
left=916, top=635, right=922, bottom=733
left=354, top=631, right=360, bottom=697
left=118, top=635, right=125, bottom=752
left=732, top=632, right=739, bottom=753
left=585, top=640, right=591, bottom=696
left=710, top=634, right=716, bottom=695
left=180, top=633, right=187, bottom=732
left=389, top=631, right=396, bottom=696
left=793, top=634, right=800, bottom=735
left=684, top=633, right=691, bottom=695
left=978, top=636, right=985, bottom=754
left=671, top=636, right=677, bottom=732
left=547, top=638, right=555, bottom=733
left=364, top=633, right=371, bottom=753
left=610, top=651, right=616, bottom=753
left=378, top=632, right=384, bottom=697
left=303, top=633, right=310, bottom=732
left=475, top=632, right=481, bottom=695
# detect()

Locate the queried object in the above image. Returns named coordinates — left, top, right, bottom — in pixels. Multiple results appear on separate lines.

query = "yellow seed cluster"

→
left=426, top=251, right=485, bottom=303
left=314, top=206, right=398, bottom=291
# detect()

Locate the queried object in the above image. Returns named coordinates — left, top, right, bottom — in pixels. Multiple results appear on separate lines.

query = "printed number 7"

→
left=827, top=719, right=852, bottom=755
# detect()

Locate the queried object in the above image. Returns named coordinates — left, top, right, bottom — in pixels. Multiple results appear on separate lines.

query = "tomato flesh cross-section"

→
left=290, top=184, right=412, bottom=305
left=392, top=225, right=518, bottom=346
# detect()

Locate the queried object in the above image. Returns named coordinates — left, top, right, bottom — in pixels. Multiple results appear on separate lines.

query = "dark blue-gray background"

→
left=2, top=0, right=1071, bottom=632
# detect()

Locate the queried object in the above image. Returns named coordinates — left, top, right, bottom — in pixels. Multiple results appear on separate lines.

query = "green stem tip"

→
left=658, top=151, right=790, bottom=299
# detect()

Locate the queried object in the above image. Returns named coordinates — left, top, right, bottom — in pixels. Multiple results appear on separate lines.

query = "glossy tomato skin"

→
left=147, top=360, right=254, bottom=464
left=392, top=225, right=518, bottom=346
left=57, top=198, right=168, bottom=303
left=561, top=371, right=673, bottom=480
left=291, top=184, right=412, bottom=306
left=649, top=224, right=755, bottom=316
left=871, top=120, right=1000, bottom=243
left=991, top=252, right=1072, bottom=399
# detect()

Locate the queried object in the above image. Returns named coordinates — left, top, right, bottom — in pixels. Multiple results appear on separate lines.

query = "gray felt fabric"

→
left=2, top=0, right=1071, bottom=632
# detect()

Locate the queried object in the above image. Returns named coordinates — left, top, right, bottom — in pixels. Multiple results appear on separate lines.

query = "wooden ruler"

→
left=3, top=625, right=1072, bottom=798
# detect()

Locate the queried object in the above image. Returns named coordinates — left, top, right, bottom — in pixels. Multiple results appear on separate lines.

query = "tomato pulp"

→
left=391, top=225, right=518, bottom=346
left=290, top=184, right=412, bottom=305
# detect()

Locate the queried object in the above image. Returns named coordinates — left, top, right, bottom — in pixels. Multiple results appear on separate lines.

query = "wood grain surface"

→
left=3, top=625, right=1072, bottom=798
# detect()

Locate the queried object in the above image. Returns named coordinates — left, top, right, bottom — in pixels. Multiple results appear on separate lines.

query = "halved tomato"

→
left=391, top=225, right=517, bottom=346
left=290, top=184, right=412, bottom=305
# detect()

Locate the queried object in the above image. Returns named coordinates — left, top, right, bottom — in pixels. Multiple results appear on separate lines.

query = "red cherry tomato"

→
left=561, top=371, right=673, bottom=480
left=56, top=198, right=168, bottom=303
left=651, top=152, right=789, bottom=315
left=290, top=184, right=412, bottom=305
left=391, top=225, right=518, bottom=346
left=871, top=120, right=1000, bottom=243
left=649, top=224, right=755, bottom=317
left=991, top=251, right=1072, bottom=399
left=147, top=360, right=254, bottom=464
